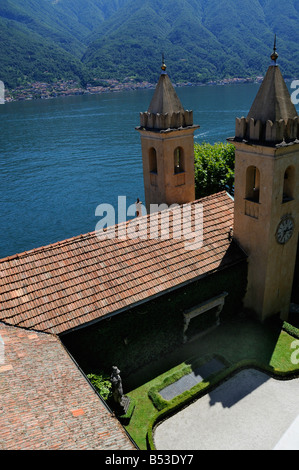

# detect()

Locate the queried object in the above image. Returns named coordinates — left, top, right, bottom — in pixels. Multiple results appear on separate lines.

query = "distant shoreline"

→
left=4, top=76, right=265, bottom=103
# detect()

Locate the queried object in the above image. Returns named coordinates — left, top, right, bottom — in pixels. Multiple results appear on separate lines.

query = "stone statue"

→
left=110, top=366, right=132, bottom=417
left=110, top=366, right=124, bottom=407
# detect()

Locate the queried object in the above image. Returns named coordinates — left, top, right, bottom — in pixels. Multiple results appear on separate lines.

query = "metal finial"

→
left=271, top=34, right=278, bottom=63
left=161, top=53, right=166, bottom=72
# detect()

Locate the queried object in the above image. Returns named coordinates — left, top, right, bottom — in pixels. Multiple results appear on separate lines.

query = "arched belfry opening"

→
left=149, top=147, right=157, bottom=174
left=174, top=147, right=184, bottom=174
left=245, top=166, right=260, bottom=203
left=282, top=165, right=295, bottom=203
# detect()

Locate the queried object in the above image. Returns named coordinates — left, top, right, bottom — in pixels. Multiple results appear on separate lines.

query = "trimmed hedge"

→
left=282, top=321, right=299, bottom=339
left=146, top=361, right=299, bottom=450
left=148, top=353, right=230, bottom=411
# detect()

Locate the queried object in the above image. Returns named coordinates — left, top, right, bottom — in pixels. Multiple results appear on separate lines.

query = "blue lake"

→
left=0, top=82, right=298, bottom=258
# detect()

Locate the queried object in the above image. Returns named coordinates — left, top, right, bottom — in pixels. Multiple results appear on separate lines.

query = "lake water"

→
left=0, top=82, right=297, bottom=258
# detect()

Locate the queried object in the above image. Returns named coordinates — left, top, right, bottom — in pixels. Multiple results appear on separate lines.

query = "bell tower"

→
left=229, top=40, right=299, bottom=322
left=136, top=60, right=199, bottom=212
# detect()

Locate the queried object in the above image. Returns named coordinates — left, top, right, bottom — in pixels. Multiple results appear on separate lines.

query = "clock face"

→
left=276, top=216, right=295, bottom=245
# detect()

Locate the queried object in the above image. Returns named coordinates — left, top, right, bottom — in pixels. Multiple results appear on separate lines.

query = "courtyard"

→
left=121, top=312, right=299, bottom=450
left=154, top=367, right=299, bottom=450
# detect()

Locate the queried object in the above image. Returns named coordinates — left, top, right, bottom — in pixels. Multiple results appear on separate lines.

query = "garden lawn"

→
left=123, top=316, right=299, bottom=450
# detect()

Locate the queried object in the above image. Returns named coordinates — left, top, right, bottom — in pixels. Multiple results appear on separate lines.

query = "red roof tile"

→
left=0, top=323, right=135, bottom=450
left=0, top=192, right=246, bottom=335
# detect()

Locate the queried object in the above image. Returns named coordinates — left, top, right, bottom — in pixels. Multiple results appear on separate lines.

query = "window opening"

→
left=282, top=166, right=295, bottom=203
left=245, top=166, right=260, bottom=202
left=174, top=147, right=184, bottom=174
left=149, top=148, right=157, bottom=174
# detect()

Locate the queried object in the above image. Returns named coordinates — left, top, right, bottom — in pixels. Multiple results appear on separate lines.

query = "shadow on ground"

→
left=208, top=368, right=270, bottom=408
left=124, top=313, right=284, bottom=402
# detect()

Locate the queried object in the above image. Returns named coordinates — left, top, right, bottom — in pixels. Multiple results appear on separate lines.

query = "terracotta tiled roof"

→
left=0, top=323, right=136, bottom=450
left=0, top=191, right=246, bottom=335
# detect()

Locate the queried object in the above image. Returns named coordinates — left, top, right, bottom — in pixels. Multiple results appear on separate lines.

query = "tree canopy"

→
left=194, top=142, right=235, bottom=199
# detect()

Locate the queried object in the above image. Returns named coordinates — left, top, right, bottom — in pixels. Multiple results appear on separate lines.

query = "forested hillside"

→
left=0, top=0, right=126, bottom=87
left=83, top=0, right=299, bottom=83
left=1, top=0, right=298, bottom=89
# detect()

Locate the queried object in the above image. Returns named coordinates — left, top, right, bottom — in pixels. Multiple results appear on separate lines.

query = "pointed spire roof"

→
left=233, top=38, right=299, bottom=145
left=147, top=60, right=185, bottom=115
left=138, top=58, right=197, bottom=131
left=247, top=65, right=298, bottom=123
left=247, top=38, right=298, bottom=123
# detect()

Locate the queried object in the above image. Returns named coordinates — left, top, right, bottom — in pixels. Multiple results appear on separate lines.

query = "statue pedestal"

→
left=120, top=396, right=131, bottom=414
left=118, top=396, right=135, bottom=425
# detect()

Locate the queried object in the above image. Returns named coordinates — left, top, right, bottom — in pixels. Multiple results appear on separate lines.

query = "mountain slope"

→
left=82, top=0, right=298, bottom=83
left=1, top=0, right=298, bottom=89
left=0, top=0, right=128, bottom=87
left=0, top=15, right=87, bottom=88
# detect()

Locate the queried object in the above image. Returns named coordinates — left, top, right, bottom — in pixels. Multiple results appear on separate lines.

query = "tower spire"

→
left=142, top=60, right=185, bottom=117
left=270, top=34, right=278, bottom=64
left=161, top=53, right=166, bottom=73
left=233, top=34, right=298, bottom=144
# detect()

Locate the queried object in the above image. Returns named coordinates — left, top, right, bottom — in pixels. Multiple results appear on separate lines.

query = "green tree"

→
left=194, top=142, right=235, bottom=199
left=87, top=372, right=112, bottom=400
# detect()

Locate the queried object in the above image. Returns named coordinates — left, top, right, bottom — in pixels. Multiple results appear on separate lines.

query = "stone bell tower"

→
left=229, top=40, right=299, bottom=322
left=136, top=60, right=199, bottom=212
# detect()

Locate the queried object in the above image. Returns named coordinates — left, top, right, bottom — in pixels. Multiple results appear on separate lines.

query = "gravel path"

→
left=154, top=368, right=299, bottom=450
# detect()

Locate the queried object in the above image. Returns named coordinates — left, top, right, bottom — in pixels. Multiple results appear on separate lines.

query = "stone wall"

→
left=62, top=260, right=247, bottom=379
